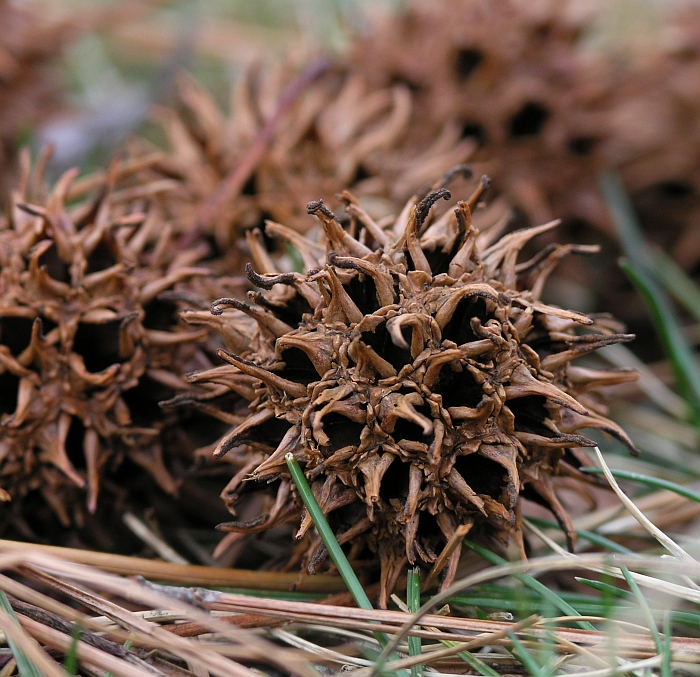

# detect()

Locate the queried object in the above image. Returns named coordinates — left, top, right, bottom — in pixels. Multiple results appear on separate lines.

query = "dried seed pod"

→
left=351, top=4, right=570, bottom=226
left=352, top=0, right=700, bottom=261
left=182, top=174, right=638, bottom=605
left=126, top=60, right=477, bottom=257
left=123, top=16, right=700, bottom=345
left=0, top=154, right=220, bottom=528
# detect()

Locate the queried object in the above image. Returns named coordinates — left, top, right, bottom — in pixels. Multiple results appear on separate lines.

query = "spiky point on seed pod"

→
left=0, top=155, right=219, bottom=532
left=181, top=172, right=639, bottom=606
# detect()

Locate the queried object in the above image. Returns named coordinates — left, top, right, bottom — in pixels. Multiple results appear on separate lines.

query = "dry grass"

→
left=1, top=521, right=700, bottom=675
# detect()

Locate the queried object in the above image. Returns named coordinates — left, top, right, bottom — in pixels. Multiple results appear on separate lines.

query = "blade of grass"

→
left=406, top=568, right=422, bottom=677
left=600, top=343, right=691, bottom=420
left=285, top=454, right=372, bottom=612
left=592, top=446, right=698, bottom=565
left=652, top=248, right=700, bottom=323
left=440, top=640, right=500, bottom=677
left=600, top=170, right=700, bottom=420
left=537, top=609, right=558, bottom=677
left=599, top=171, right=652, bottom=269
left=464, top=541, right=596, bottom=631
left=0, top=592, right=53, bottom=677
left=662, top=611, right=672, bottom=677
left=508, top=630, right=546, bottom=677
left=365, top=552, right=700, bottom=675
left=285, top=453, right=409, bottom=677
left=450, top=595, right=616, bottom=617
left=619, top=566, right=663, bottom=658
left=526, top=517, right=633, bottom=554
left=581, top=467, right=700, bottom=503
left=392, top=589, right=499, bottom=677
left=575, top=578, right=700, bottom=629
left=620, top=258, right=700, bottom=421
left=576, top=577, right=631, bottom=602
left=286, top=243, right=305, bottom=274
left=213, top=587, right=326, bottom=601
left=64, top=624, right=82, bottom=675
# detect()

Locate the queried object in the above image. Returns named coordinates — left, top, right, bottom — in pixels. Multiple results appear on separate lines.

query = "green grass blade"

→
left=653, top=248, right=700, bottom=323
left=439, top=639, right=500, bottom=677
left=572, top=528, right=634, bottom=555
left=450, top=595, right=615, bottom=617
left=464, top=541, right=596, bottom=631
left=600, top=170, right=700, bottom=419
left=0, top=592, right=47, bottom=677
left=214, top=587, right=326, bottom=601
left=575, top=578, right=700, bottom=628
left=575, top=577, right=630, bottom=601
left=620, top=258, right=700, bottom=420
left=599, top=171, right=653, bottom=269
left=397, top=571, right=495, bottom=677
left=507, top=631, right=546, bottom=677
left=406, top=568, right=423, bottom=677
left=64, top=624, right=82, bottom=675
left=662, top=611, right=672, bottom=677
left=285, top=243, right=305, bottom=274
left=620, top=566, right=664, bottom=657
left=285, top=454, right=408, bottom=677
left=581, top=467, right=700, bottom=503
left=286, top=453, right=372, bottom=610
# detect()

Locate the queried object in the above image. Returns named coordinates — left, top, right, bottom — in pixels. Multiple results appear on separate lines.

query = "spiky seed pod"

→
left=0, top=156, right=219, bottom=527
left=127, top=61, right=475, bottom=255
left=183, top=174, right=639, bottom=606
left=354, top=0, right=596, bottom=227
left=352, top=0, right=700, bottom=262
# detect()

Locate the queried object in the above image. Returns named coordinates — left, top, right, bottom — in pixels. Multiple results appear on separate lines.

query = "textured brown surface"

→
left=0, top=0, right=73, bottom=181
left=178, top=172, right=638, bottom=604
left=124, top=4, right=700, bottom=359
left=0, top=150, right=230, bottom=532
left=127, top=58, right=476, bottom=260
left=351, top=0, right=700, bottom=263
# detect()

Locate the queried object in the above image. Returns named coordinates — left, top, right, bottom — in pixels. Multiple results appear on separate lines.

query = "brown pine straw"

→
left=0, top=548, right=699, bottom=674
left=2, top=556, right=317, bottom=677
left=206, top=595, right=699, bottom=658
left=0, top=608, right=66, bottom=677
left=0, top=539, right=345, bottom=591
left=17, top=616, right=156, bottom=677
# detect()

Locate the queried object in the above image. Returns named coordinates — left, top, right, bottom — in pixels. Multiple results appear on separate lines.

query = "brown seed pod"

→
left=351, top=0, right=700, bottom=261
left=0, top=153, right=222, bottom=529
left=181, top=174, right=638, bottom=605
left=125, top=59, right=477, bottom=258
